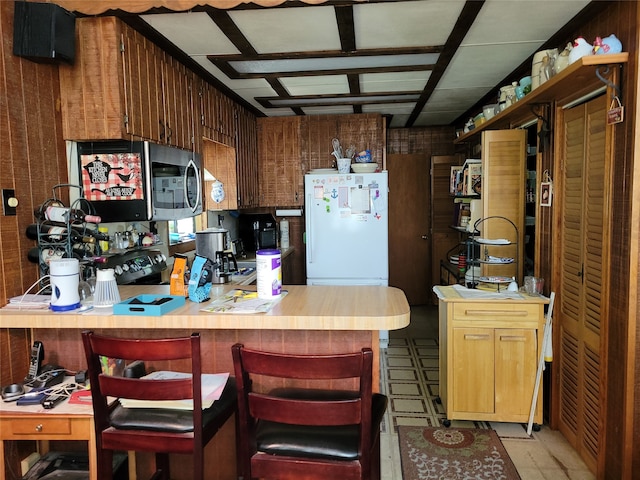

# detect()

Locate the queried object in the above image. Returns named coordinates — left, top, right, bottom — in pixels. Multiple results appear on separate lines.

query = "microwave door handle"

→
left=184, top=159, right=201, bottom=213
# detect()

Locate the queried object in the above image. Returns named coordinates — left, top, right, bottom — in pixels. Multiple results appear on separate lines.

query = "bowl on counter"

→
left=351, top=163, right=378, bottom=173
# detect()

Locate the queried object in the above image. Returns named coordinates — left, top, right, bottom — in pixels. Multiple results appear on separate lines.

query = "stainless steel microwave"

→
left=76, top=141, right=202, bottom=222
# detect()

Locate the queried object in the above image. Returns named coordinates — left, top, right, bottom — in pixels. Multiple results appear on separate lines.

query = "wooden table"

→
left=1, top=284, right=410, bottom=480
left=0, top=382, right=97, bottom=480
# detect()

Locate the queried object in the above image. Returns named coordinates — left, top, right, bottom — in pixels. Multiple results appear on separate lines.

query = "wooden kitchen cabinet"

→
left=436, top=285, right=548, bottom=423
left=199, top=80, right=259, bottom=209
left=59, top=17, right=194, bottom=149
left=235, top=106, right=259, bottom=208
left=257, top=117, right=303, bottom=207
left=200, top=81, right=235, bottom=146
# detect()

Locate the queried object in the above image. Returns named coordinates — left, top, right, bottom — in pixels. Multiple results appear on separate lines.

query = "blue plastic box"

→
left=113, top=295, right=186, bottom=316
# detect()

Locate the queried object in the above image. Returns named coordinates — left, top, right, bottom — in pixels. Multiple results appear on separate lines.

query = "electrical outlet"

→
left=2, top=189, right=17, bottom=216
left=21, top=452, right=40, bottom=475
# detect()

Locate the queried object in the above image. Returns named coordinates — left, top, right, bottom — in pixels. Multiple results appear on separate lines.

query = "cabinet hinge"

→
left=119, top=41, right=125, bottom=53
left=123, top=114, right=129, bottom=126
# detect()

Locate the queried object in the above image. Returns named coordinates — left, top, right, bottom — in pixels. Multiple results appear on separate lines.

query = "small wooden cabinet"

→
left=436, top=285, right=548, bottom=423
left=257, top=117, right=303, bottom=207
left=202, top=139, right=238, bottom=211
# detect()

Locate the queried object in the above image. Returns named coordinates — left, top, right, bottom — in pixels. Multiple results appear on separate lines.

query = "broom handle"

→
left=527, top=292, right=555, bottom=436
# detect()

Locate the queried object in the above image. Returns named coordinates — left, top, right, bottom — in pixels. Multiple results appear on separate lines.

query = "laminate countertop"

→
left=0, top=285, right=410, bottom=331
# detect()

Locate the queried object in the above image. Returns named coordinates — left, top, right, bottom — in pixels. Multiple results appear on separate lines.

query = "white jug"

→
left=49, top=258, right=81, bottom=311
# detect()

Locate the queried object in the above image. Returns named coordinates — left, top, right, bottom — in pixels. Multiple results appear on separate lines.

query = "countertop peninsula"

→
left=0, top=284, right=410, bottom=331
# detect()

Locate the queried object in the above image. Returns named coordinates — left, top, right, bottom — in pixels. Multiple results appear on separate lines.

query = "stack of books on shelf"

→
left=450, top=159, right=481, bottom=196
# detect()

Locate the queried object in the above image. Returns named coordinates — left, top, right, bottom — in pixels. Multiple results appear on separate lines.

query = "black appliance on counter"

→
left=102, top=248, right=167, bottom=285
left=238, top=214, right=278, bottom=251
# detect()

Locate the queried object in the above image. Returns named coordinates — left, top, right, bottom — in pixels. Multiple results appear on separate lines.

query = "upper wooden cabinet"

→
left=59, top=17, right=194, bottom=149
left=199, top=81, right=234, bottom=146
left=235, top=106, right=259, bottom=208
left=257, top=117, right=303, bottom=207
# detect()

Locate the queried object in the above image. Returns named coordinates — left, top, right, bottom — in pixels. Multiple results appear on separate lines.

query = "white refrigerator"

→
left=305, top=171, right=389, bottom=345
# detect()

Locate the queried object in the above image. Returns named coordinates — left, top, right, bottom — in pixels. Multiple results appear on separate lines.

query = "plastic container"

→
left=280, top=219, right=289, bottom=249
left=256, top=249, right=281, bottom=299
left=49, top=258, right=81, bottom=311
left=483, top=104, right=497, bottom=120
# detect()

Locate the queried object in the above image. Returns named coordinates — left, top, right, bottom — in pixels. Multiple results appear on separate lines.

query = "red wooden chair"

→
left=231, top=343, right=387, bottom=480
left=82, top=331, right=237, bottom=480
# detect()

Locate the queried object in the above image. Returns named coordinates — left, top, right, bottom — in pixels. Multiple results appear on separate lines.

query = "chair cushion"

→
left=109, top=377, right=236, bottom=434
left=255, top=392, right=387, bottom=461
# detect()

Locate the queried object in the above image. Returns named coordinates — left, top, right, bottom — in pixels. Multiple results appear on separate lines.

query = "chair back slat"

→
left=249, top=393, right=362, bottom=426
left=88, top=334, right=194, bottom=362
left=240, top=348, right=364, bottom=379
left=98, top=375, right=194, bottom=401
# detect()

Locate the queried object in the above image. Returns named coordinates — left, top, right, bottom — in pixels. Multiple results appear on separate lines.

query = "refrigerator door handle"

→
left=306, top=192, right=313, bottom=263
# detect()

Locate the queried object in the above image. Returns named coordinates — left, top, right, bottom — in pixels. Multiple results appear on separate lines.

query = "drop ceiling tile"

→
left=413, top=111, right=462, bottom=127
left=360, top=72, right=430, bottom=93
left=354, top=1, right=466, bottom=49
left=463, top=0, right=591, bottom=45
left=362, top=103, right=417, bottom=116
left=428, top=87, right=498, bottom=111
left=440, top=43, right=541, bottom=89
left=142, top=12, right=238, bottom=55
left=191, top=57, right=272, bottom=89
left=229, top=6, right=340, bottom=54
left=280, top=75, right=350, bottom=96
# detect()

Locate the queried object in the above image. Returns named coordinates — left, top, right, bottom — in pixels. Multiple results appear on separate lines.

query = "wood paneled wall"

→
left=386, top=126, right=456, bottom=156
left=0, top=1, right=70, bottom=386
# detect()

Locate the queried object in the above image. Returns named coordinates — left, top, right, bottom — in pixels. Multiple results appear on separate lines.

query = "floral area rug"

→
left=398, top=426, right=521, bottom=480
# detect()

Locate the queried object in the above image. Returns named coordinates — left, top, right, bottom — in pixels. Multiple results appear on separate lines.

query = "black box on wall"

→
left=13, top=1, right=75, bottom=64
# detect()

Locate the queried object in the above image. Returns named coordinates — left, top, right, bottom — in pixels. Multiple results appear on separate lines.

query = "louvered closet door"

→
left=557, top=95, right=609, bottom=473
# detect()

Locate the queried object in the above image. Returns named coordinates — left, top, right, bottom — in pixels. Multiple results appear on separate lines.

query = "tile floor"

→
left=379, top=305, right=595, bottom=480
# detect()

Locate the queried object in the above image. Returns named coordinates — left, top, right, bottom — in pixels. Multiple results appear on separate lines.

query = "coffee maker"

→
left=253, top=220, right=277, bottom=250
left=195, top=228, right=238, bottom=283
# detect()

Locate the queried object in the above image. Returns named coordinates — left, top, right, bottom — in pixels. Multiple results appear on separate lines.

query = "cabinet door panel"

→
left=480, top=130, right=526, bottom=280
left=203, top=139, right=238, bottom=211
left=494, top=328, right=537, bottom=416
left=257, top=117, right=302, bottom=206
left=452, top=327, right=494, bottom=413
